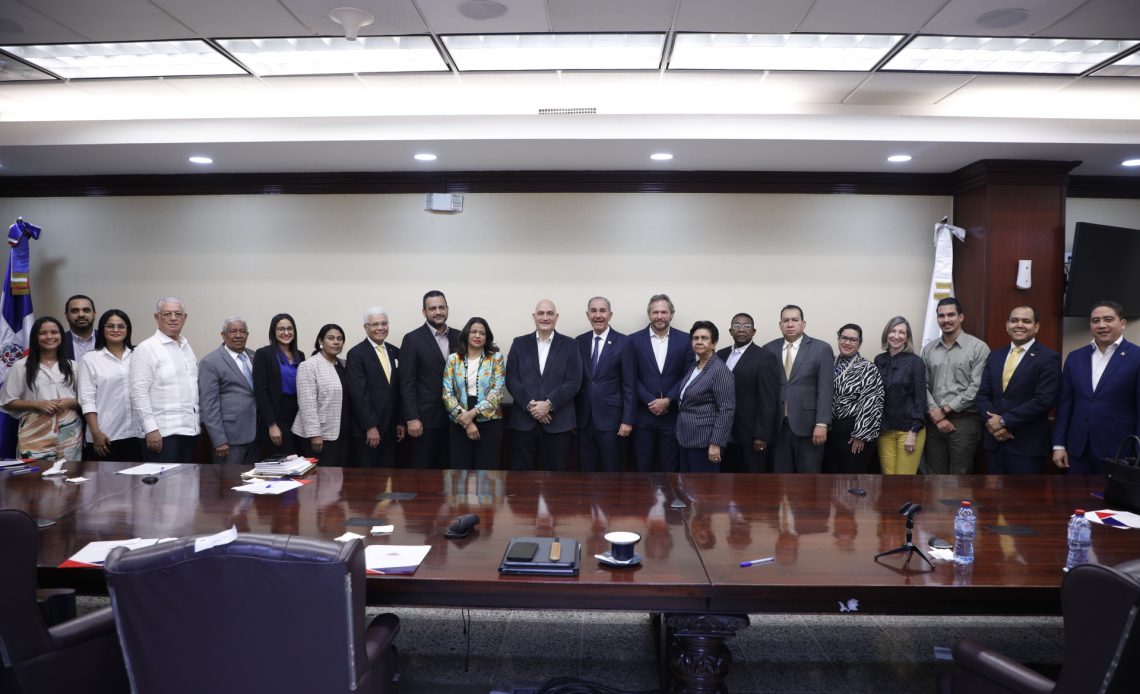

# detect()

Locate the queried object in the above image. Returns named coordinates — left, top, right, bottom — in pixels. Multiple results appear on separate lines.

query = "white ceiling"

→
left=0, top=0, right=1138, bottom=177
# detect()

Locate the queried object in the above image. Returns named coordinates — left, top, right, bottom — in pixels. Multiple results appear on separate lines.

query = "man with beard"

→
left=63, top=294, right=98, bottom=363
left=627, top=294, right=692, bottom=473
left=398, top=290, right=460, bottom=468
left=716, top=312, right=780, bottom=473
left=921, top=298, right=989, bottom=474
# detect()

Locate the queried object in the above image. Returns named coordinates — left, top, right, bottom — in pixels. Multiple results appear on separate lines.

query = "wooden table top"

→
left=6, top=463, right=1138, bottom=615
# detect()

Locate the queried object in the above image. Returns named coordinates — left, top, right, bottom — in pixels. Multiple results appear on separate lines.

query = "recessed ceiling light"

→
left=188, top=156, right=213, bottom=165
left=414, top=153, right=437, bottom=161
left=1123, top=159, right=1140, bottom=167
left=887, top=154, right=912, bottom=163
left=650, top=153, right=674, bottom=161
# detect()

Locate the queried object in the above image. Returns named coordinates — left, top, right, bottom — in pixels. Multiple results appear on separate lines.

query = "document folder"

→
left=499, top=536, right=579, bottom=576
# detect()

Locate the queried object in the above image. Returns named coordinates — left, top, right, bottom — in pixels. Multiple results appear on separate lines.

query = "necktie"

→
left=784, top=343, right=794, bottom=380
left=375, top=344, right=391, bottom=382
left=1001, top=346, right=1023, bottom=390
left=591, top=335, right=601, bottom=376
left=238, top=352, right=253, bottom=389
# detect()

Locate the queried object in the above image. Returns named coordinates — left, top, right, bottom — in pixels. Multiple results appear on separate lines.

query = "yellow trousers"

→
left=877, top=429, right=926, bottom=475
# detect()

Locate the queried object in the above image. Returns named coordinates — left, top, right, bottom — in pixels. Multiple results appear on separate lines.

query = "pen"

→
left=740, top=556, right=775, bottom=567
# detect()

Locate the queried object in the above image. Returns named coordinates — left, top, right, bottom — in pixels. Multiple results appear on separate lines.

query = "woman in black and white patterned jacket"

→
left=824, top=323, right=884, bottom=474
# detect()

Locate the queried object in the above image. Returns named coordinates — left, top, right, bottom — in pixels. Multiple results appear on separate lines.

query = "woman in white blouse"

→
left=77, top=309, right=142, bottom=461
left=292, top=324, right=351, bottom=466
left=0, top=317, right=82, bottom=462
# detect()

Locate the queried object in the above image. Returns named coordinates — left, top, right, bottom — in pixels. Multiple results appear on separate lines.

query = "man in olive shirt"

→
left=921, top=298, right=989, bottom=474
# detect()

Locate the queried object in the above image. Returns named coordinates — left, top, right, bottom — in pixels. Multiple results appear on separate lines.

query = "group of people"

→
left=1, top=292, right=1136, bottom=477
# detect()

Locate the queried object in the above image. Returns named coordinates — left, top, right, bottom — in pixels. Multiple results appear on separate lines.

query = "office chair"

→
left=104, top=533, right=400, bottom=694
left=946, top=559, right=1140, bottom=694
left=0, top=509, right=129, bottom=694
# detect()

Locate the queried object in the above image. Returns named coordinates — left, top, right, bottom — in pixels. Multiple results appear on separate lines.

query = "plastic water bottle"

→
left=953, top=500, right=975, bottom=565
left=1065, top=509, right=1092, bottom=571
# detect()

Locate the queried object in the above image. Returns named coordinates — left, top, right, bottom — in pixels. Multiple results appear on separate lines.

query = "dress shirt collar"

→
left=592, top=327, right=611, bottom=342
left=1009, top=339, right=1035, bottom=353
left=154, top=329, right=188, bottom=347
left=369, top=338, right=386, bottom=350
left=429, top=322, right=449, bottom=337
left=535, top=331, right=555, bottom=344
left=649, top=327, right=670, bottom=341
left=1092, top=335, right=1124, bottom=355
left=732, top=342, right=751, bottom=355
left=225, top=346, right=246, bottom=358
left=783, top=336, right=803, bottom=350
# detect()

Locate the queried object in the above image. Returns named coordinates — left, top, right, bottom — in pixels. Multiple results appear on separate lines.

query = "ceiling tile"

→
left=417, top=0, right=549, bottom=35
left=549, top=0, right=674, bottom=33
left=152, top=0, right=311, bottom=38
left=277, top=0, right=428, bottom=37
left=0, top=0, right=88, bottom=44
left=15, top=0, right=196, bottom=42
left=674, top=0, right=814, bottom=33
left=1043, top=0, right=1140, bottom=38
left=921, top=0, right=1090, bottom=37
left=798, top=0, right=948, bottom=35
left=842, top=72, right=974, bottom=105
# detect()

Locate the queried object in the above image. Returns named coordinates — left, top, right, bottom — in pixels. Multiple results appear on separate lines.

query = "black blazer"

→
left=62, top=329, right=97, bottom=362
left=976, top=340, right=1061, bottom=456
left=715, top=342, right=781, bottom=446
left=252, top=345, right=305, bottom=442
left=345, top=339, right=401, bottom=437
left=505, top=332, right=582, bottom=434
left=398, top=323, right=459, bottom=430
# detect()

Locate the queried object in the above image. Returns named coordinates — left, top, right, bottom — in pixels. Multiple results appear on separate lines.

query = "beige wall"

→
left=1063, top=198, right=1140, bottom=356
left=3, top=192, right=949, bottom=361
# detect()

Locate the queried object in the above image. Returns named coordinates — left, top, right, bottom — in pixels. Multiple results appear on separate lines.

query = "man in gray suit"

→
left=764, top=305, right=834, bottom=473
left=199, top=316, right=258, bottom=464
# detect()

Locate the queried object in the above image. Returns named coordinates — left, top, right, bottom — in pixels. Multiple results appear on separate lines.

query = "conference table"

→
left=5, top=462, right=1139, bottom=692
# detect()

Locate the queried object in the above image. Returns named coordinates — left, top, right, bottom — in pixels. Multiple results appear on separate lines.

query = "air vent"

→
left=538, top=107, right=597, bottom=115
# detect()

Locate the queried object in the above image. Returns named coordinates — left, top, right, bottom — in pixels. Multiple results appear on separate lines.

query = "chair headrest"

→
left=105, top=533, right=358, bottom=573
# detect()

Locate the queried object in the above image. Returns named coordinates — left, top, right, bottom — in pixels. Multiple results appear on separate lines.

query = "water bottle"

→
left=1065, top=509, right=1092, bottom=571
left=953, top=500, right=975, bottom=565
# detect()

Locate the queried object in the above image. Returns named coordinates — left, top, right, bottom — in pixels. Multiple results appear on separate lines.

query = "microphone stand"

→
left=874, top=513, right=934, bottom=571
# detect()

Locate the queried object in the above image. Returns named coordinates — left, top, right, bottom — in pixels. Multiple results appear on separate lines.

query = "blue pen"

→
left=740, top=556, right=775, bottom=568
left=11, top=465, right=40, bottom=476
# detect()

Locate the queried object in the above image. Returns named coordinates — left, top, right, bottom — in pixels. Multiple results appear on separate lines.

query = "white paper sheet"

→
left=335, top=532, right=366, bottom=542
left=42, top=459, right=68, bottom=476
left=194, top=525, right=238, bottom=553
left=67, top=538, right=172, bottom=566
left=231, top=479, right=304, bottom=495
left=115, top=463, right=181, bottom=476
left=364, top=545, right=431, bottom=574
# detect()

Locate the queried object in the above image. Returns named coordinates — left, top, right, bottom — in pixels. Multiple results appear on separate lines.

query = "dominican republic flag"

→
left=0, top=218, right=39, bottom=457
left=920, top=218, right=965, bottom=351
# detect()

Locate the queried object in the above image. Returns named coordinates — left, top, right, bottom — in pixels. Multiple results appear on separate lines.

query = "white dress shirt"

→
left=78, top=347, right=140, bottom=442
left=589, top=327, right=611, bottom=367
left=725, top=344, right=748, bottom=371
left=1092, top=335, right=1123, bottom=391
left=650, top=328, right=670, bottom=372
left=129, top=330, right=200, bottom=437
left=536, top=332, right=554, bottom=375
left=782, top=336, right=803, bottom=372
left=70, top=332, right=96, bottom=363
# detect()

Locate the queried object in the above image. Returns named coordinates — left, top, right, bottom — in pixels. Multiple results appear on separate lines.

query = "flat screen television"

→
left=1064, top=222, right=1140, bottom=318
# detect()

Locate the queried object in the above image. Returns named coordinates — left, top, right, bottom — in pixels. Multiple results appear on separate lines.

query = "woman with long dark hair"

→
left=253, top=313, right=305, bottom=456
left=291, top=324, right=351, bottom=466
left=442, top=317, right=505, bottom=469
left=0, top=316, right=83, bottom=461
left=77, top=309, right=143, bottom=461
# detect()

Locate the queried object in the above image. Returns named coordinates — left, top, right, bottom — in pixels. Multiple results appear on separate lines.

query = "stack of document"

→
left=247, top=457, right=315, bottom=478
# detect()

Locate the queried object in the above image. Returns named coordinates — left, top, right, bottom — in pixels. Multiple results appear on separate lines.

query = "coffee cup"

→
left=604, top=531, right=641, bottom=561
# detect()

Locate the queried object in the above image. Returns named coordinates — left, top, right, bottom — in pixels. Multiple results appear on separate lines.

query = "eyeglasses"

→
left=730, top=323, right=754, bottom=330
left=104, top=323, right=128, bottom=331
left=158, top=311, right=185, bottom=319
left=838, top=336, right=861, bottom=343
left=365, top=322, right=388, bottom=329
left=275, top=326, right=295, bottom=333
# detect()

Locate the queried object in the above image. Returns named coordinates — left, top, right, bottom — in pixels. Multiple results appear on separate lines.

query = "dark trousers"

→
left=84, top=437, right=144, bottom=463
left=142, top=434, right=197, bottom=464
left=1068, top=450, right=1105, bottom=475
left=722, top=441, right=769, bottom=473
left=772, top=419, right=824, bottom=473
left=632, top=419, right=679, bottom=473
left=680, top=446, right=719, bottom=473
left=924, top=413, right=982, bottom=474
left=513, top=427, right=572, bottom=471
left=449, top=420, right=503, bottom=470
left=352, top=431, right=397, bottom=468
left=300, top=436, right=349, bottom=467
left=822, top=417, right=876, bottom=475
left=986, top=447, right=1047, bottom=474
left=578, top=422, right=625, bottom=472
left=263, top=428, right=303, bottom=458
left=409, top=427, right=450, bottom=469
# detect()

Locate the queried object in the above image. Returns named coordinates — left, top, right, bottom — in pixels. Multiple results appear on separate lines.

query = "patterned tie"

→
left=375, top=344, right=391, bottom=382
left=591, top=335, right=601, bottom=376
left=1001, top=346, right=1023, bottom=390
left=238, top=352, right=253, bottom=389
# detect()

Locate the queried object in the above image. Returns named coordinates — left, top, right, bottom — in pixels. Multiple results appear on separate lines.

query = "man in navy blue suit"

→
left=1054, top=300, right=1140, bottom=475
left=506, top=299, right=582, bottom=471
left=975, top=306, right=1061, bottom=474
left=627, top=294, right=692, bottom=473
left=575, top=297, right=635, bottom=472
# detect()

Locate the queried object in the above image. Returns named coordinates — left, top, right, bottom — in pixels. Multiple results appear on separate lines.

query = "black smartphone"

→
left=928, top=536, right=953, bottom=550
left=848, top=488, right=867, bottom=496
left=506, top=541, right=539, bottom=562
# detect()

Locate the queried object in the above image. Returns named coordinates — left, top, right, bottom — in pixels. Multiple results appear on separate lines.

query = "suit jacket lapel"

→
left=219, top=346, right=247, bottom=385
left=1006, top=342, right=1039, bottom=392
left=788, top=338, right=810, bottom=381
left=1096, top=340, right=1131, bottom=393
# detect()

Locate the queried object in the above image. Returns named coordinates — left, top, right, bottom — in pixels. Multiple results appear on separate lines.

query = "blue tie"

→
left=591, top=336, right=601, bottom=376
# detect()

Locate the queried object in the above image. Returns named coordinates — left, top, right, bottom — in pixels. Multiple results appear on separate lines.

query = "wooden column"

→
left=951, top=160, right=1080, bottom=350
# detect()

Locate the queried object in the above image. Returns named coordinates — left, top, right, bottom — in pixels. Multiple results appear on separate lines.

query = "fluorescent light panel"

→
left=0, top=40, right=245, bottom=79
left=1093, top=50, right=1140, bottom=77
left=0, top=55, right=54, bottom=81
left=884, top=36, right=1140, bottom=75
left=669, top=33, right=903, bottom=71
left=217, top=36, right=447, bottom=76
left=441, top=34, right=665, bottom=71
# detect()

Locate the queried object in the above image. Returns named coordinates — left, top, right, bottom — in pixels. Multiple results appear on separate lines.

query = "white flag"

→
left=921, top=219, right=965, bottom=350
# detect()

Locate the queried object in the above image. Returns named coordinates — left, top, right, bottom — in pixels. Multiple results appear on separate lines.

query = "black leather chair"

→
left=104, top=532, right=400, bottom=694
left=0, top=509, right=129, bottom=694
left=947, top=559, right=1140, bottom=694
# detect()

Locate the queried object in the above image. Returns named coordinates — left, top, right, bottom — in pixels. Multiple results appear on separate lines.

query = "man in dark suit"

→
left=627, top=294, right=692, bottom=473
left=398, top=290, right=460, bottom=469
left=763, top=304, right=834, bottom=473
left=574, top=296, right=634, bottom=472
left=975, top=306, right=1061, bottom=474
left=62, top=294, right=98, bottom=363
left=716, top=312, right=781, bottom=473
left=346, top=307, right=403, bottom=468
left=506, top=299, right=582, bottom=471
left=198, top=316, right=258, bottom=464
left=1053, top=300, right=1140, bottom=475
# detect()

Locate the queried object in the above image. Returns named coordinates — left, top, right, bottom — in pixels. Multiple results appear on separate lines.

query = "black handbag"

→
left=1105, top=435, right=1140, bottom=513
